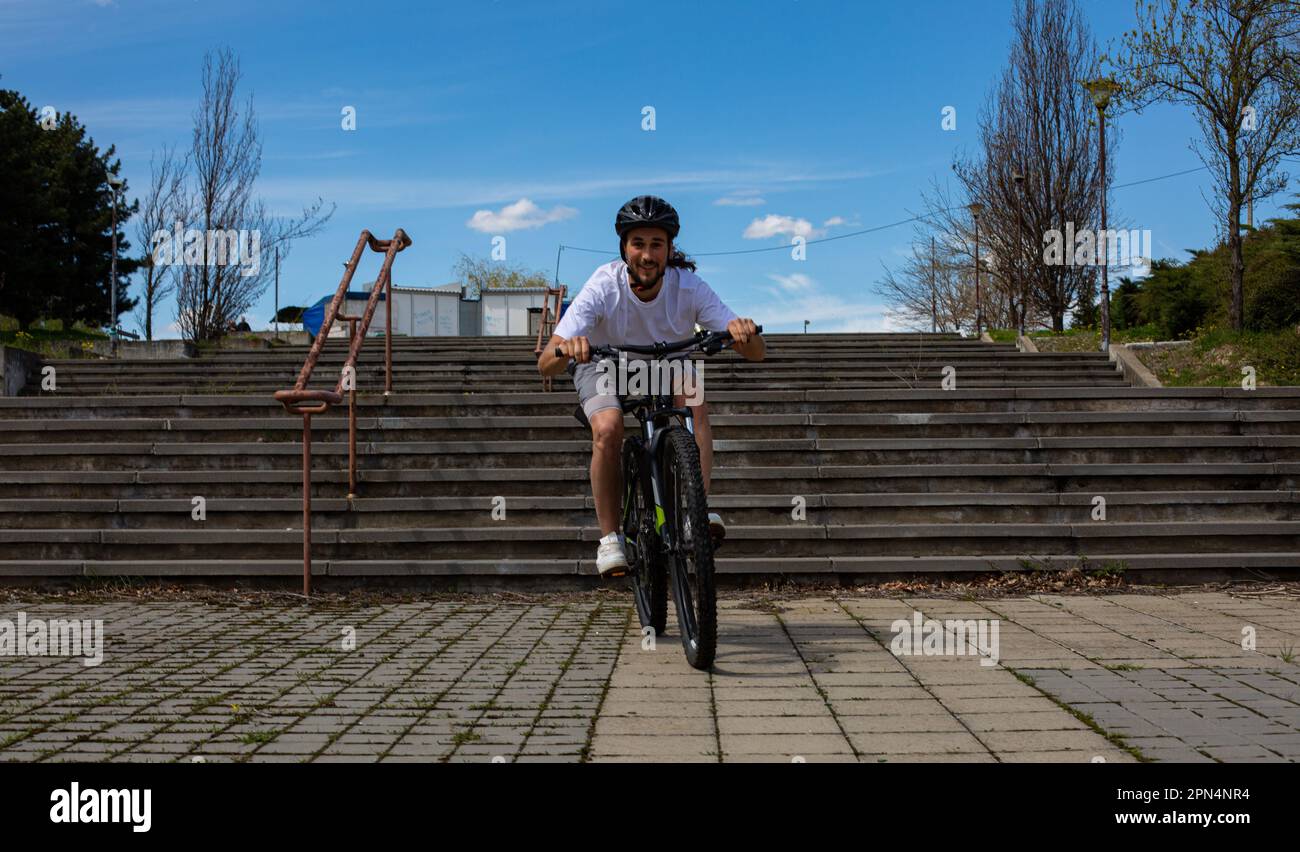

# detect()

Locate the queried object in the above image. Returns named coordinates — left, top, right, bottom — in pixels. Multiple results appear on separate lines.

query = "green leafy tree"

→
left=0, top=87, right=139, bottom=328
left=1109, top=276, right=1146, bottom=329
left=453, top=253, right=550, bottom=294
left=1138, top=255, right=1220, bottom=337
left=1130, top=196, right=1300, bottom=336
left=1112, top=0, right=1300, bottom=331
left=1243, top=195, right=1300, bottom=330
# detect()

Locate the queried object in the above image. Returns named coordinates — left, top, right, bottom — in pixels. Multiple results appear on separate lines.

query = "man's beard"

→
left=628, top=260, right=663, bottom=292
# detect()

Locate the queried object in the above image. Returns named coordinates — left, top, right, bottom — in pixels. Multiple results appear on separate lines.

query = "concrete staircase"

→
left=2, top=333, right=1297, bottom=586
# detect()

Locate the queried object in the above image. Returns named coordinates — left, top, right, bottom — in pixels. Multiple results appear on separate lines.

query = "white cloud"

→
left=465, top=198, right=577, bottom=233
left=823, top=216, right=846, bottom=227
left=714, top=190, right=765, bottom=207
left=768, top=273, right=815, bottom=293
left=740, top=272, right=895, bottom=333
left=743, top=214, right=822, bottom=240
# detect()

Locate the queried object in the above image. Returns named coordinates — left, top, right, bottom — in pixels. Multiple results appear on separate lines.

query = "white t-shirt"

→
left=553, top=260, right=739, bottom=347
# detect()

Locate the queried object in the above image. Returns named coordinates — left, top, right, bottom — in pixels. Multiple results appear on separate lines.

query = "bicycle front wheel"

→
left=623, top=439, right=667, bottom=635
left=660, top=426, right=717, bottom=670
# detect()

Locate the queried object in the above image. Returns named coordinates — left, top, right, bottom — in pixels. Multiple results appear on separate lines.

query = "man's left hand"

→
left=727, top=317, right=759, bottom=345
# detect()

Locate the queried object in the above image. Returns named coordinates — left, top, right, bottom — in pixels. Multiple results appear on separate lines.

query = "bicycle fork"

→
left=625, top=412, right=699, bottom=573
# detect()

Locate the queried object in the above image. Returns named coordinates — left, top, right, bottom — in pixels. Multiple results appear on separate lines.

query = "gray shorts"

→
left=573, top=357, right=702, bottom=422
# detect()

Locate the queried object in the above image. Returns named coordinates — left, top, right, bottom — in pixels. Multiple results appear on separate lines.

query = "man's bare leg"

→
left=589, top=408, right=624, bottom=535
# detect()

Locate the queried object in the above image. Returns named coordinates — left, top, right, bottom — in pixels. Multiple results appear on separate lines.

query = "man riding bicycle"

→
left=537, top=195, right=765, bottom=577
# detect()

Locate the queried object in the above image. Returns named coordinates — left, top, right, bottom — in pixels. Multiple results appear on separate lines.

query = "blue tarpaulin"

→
left=301, top=291, right=384, bottom=337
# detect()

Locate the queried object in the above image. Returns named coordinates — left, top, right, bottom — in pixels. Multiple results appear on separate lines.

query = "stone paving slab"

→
left=0, top=590, right=1297, bottom=762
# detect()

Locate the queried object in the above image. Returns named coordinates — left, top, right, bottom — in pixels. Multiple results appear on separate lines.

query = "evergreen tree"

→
left=0, top=87, right=139, bottom=329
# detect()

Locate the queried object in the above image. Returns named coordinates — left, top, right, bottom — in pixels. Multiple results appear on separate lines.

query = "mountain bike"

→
left=558, top=326, right=760, bottom=670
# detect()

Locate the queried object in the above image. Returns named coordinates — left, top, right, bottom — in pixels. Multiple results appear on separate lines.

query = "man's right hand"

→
left=539, top=334, right=591, bottom=378
left=557, top=336, right=592, bottom=364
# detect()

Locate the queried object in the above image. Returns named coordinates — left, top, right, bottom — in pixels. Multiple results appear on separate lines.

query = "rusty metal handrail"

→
left=273, top=228, right=411, bottom=595
left=533, top=285, right=566, bottom=392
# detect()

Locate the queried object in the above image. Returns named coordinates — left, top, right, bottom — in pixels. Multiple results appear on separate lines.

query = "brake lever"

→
left=700, top=332, right=732, bottom=356
left=703, top=324, right=762, bottom=355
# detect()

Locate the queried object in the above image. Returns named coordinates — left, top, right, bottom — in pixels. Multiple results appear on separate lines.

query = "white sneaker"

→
left=596, top=532, right=629, bottom=577
left=683, top=512, right=726, bottom=549
left=708, top=512, right=726, bottom=543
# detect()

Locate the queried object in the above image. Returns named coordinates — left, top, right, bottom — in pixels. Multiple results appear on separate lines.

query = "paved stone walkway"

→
left=1, top=590, right=1298, bottom=762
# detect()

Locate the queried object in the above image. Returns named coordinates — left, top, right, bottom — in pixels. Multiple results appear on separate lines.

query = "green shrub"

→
left=1138, top=258, right=1217, bottom=339
left=1109, top=277, right=1146, bottom=329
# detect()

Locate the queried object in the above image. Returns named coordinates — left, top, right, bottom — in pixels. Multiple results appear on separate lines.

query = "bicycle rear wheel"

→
left=660, top=426, right=717, bottom=670
left=623, top=439, right=667, bottom=635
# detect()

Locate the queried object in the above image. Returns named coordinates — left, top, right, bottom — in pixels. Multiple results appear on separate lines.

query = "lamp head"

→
left=1083, top=77, right=1121, bottom=112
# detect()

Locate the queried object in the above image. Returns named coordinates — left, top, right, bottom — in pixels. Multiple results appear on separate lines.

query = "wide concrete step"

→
left=2, top=491, right=1294, bottom=529
left=39, top=376, right=1133, bottom=393
left=42, top=352, right=1116, bottom=372
left=4, top=389, right=1299, bottom=421
left=43, top=353, right=1108, bottom=368
left=42, top=353, right=1116, bottom=369
left=2, top=551, right=1294, bottom=583
left=2, top=521, right=1298, bottom=561
left=5, top=411, right=1300, bottom=444
left=1, top=463, right=1298, bottom=501
left=4, top=436, right=1300, bottom=472
left=30, top=374, right=1133, bottom=395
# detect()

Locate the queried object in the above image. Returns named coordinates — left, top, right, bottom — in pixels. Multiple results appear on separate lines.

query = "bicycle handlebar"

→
left=552, top=325, right=762, bottom=363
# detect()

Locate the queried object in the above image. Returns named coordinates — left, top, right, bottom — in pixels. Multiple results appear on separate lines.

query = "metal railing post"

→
left=385, top=274, right=393, bottom=394
left=348, top=387, right=357, bottom=498
left=302, top=412, right=312, bottom=597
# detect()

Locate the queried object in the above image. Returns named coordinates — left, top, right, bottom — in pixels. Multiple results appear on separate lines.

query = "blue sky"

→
left=4, top=0, right=1294, bottom=336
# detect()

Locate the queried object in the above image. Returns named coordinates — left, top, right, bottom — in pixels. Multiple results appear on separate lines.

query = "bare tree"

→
left=133, top=145, right=185, bottom=341
left=1113, top=0, right=1300, bottom=330
left=889, top=249, right=975, bottom=334
left=952, top=0, right=1109, bottom=332
left=174, top=48, right=333, bottom=341
left=878, top=209, right=978, bottom=334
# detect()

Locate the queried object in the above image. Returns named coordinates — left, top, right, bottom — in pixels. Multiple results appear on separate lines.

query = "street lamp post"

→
left=274, top=246, right=280, bottom=341
left=1084, top=77, right=1121, bottom=353
left=803, top=320, right=810, bottom=334
left=107, top=174, right=125, bottom=355
left=969, top=202, right=984, bottom=336
left=930, top=235, right=938, bottom=334
left=1012, top=171, right=1027, bottom=337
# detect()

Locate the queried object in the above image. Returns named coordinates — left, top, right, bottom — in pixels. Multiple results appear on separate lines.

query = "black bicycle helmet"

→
left=615, top=195, right=680, bottom=240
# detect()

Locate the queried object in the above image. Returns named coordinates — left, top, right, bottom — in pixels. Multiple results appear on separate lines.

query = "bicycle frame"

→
left=622, top=388, right=695, bottom=549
